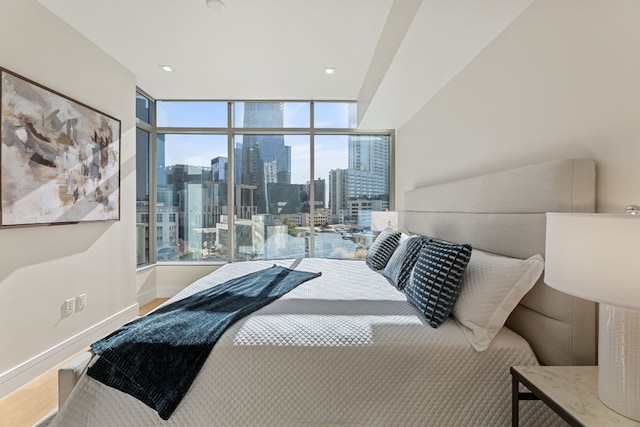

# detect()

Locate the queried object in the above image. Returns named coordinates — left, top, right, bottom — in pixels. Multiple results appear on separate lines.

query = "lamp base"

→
left=598, top=304, right=640, bottom=422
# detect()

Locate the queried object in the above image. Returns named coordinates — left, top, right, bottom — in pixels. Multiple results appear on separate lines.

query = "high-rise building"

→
left=211, top=156, right=227, bottom=182
left=239, top=102, right=292, bottom=213
left=303, top=179, right=326, bottom=213
left=329, top=169, right=349, bottom=222
left=267, top=183, right=305, bottom=215
left=234, top=143, right=243, bottom=184
left=347, top=135, right=389, bottom=199
left=210, top=157, right=229, bottom=228
left=328, top=136, right=390, bottom=224
left=165, top=164, right=213, bottom=239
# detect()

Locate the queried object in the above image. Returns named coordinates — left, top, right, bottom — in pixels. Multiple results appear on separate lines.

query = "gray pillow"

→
left=383, top=236, right=429, bottom=290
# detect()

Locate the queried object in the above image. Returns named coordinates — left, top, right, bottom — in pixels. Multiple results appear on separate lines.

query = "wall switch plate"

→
left=77, top=293, right=87, bottom=310
left=65, top=298, right=75, bottom=316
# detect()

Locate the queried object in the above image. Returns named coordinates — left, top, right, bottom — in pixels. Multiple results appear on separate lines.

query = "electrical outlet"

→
left=65, top=298, right=75, bottom=316
left=77, top=293, right=87, bottom=310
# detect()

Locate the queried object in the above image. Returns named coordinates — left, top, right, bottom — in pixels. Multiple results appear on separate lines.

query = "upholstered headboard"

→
left=403, top=158, right=597, bottom=366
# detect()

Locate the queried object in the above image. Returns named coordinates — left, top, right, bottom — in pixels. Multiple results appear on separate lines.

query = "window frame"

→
left=135, top=89, right=156, bottom=267
left=136, top=95, right=395, bottom=266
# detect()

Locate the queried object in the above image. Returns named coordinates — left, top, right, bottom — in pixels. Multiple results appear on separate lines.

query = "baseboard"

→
left=156, top=285, right=183, bottom=299
left=0, top=303, right=139, bottom=400
left=137, top=288, right=158, bottom=307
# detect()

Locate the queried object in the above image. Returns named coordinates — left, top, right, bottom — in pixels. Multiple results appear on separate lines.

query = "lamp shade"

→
left=370, top=211, right=398, bottom=232
left=546, top=212, right=640, bottom=421
left=544, top=213, right=640, bottom=310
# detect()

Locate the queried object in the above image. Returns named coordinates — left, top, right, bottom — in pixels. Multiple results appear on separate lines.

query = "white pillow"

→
left=452, top=249, right=544, bottom=351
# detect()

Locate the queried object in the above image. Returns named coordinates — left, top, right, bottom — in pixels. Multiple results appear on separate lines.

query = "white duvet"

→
left=53, top=259, right=564, bottom=426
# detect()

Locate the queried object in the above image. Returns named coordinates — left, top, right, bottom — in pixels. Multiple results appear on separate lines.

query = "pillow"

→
left=365, top=229, right=401, bottom=270
left=383, top=235, right=429, bottom=290
left=452, top=250, right=544, bottom=351
left=398, top=232, right=414, bottom=244
left=404, top=240, right=472, bottom=328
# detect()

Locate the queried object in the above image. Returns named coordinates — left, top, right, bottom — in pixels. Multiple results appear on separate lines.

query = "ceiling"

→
left=38, top=0, right=394, bottom=102
left=37, top=0, right=535, bottom=129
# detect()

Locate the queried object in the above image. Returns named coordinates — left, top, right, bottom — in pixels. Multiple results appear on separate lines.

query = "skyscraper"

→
left=328, top=136, right=390, bottom=224
left=347, top=135, right=389, bottom=198
left=240, top=102, right=292, bottom=213
left=211, top=156, right=227, bottom=182
left=329, top=169, right=349, bottom=221
left=303, top=179, right=326, bottom=213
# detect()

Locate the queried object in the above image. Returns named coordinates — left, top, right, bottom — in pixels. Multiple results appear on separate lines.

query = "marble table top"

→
left=513, top=366, right=640, bottom=427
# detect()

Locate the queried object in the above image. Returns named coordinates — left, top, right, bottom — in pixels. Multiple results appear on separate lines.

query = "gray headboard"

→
left=403, top=158, right=597, bottom=366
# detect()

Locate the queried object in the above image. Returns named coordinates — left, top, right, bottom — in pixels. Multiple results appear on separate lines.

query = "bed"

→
left=51, top=158, right=597, bottom=426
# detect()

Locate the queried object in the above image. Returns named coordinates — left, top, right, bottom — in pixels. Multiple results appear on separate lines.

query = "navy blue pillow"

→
left=404, top=240, right=472, bottom=328
left=365, top=229, right=401, bottom=270
left=383, top=236, right=429, bottom=290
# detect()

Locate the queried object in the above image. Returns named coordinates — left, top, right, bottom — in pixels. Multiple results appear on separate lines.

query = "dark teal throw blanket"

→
left=87, top=265, right=320, bottom=420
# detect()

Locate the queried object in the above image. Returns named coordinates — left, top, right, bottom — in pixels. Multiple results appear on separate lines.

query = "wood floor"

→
left=0, top=299, right=168, bottom=427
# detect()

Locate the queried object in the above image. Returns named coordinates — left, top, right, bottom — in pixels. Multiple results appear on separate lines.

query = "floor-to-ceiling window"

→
left=135, top=92, right=153, bottom=266
left=135, top=95, right=393, bottom=265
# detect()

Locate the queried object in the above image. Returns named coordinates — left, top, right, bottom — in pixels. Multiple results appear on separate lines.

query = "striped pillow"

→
left=365, top=229, right=401, bottom=270
left=404, top=240, right=472, bottom=328
left=383, top=236, right=429, bottom=290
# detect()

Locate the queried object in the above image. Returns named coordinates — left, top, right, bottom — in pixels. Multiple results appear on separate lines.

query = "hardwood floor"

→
left=0, top=299, right=168, bottom=427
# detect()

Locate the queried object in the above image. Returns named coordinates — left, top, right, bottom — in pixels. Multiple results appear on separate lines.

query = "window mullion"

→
left=309, top=102, right=315, bottom=258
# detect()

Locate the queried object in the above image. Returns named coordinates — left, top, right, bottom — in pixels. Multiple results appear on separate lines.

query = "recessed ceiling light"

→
left=324, top=67, right=336, bottom=75
left=159, top=65, right=174, bottom=72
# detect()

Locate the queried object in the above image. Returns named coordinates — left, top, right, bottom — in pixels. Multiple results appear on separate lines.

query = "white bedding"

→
left=53, top=259, right=563, bottom=426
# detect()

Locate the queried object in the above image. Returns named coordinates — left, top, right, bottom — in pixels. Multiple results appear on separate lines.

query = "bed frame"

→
left=403, top=158, right=597, bottom=366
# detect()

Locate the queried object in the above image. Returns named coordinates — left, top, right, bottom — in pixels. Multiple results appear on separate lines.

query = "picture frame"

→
left=0, top=68, right=121, bottom=227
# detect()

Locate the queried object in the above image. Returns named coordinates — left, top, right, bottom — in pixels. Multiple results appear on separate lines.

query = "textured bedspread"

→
left=87, top=265, right=320, bottom=420
left=53, top=259, right=564, bottom=426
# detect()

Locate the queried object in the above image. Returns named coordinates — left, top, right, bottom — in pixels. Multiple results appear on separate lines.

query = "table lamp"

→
left=370, top=211, right=398, bottom=232
left=544, top=211, right=640, bottom=421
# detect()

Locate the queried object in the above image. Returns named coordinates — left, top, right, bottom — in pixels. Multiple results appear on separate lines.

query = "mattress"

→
left=52, top=259, right=564, bottom=426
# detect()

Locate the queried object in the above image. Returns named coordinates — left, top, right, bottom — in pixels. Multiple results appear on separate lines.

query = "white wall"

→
left=396, top=0, right=640, bottom=214
left=0, top=0, right=137, bottom=396
left=136, top=264, right=220, bottom=307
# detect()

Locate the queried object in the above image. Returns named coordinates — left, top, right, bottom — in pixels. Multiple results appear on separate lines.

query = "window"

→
left=233, top=134, right=310, bottom=260
left=136, top=94, right=151, bottom=125
left=314, top=102, right=357, bottom=128
left=157, top=101, right=227, bottom=128
left=317, top=134, right=390, bottom=259
left=135, top=92, right=153, bottom=266
left=234, top=102, right=310, bottom=128
left=157, top=133, right=228, bottom=262
left=143, top=96, right=392, bottom=264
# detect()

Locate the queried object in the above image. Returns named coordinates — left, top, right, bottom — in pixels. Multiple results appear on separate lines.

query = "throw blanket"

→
left=87, top=264, right=321, bottom=420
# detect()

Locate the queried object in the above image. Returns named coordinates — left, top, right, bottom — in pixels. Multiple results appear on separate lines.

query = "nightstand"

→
left=510, top=366, right=640, bottom=427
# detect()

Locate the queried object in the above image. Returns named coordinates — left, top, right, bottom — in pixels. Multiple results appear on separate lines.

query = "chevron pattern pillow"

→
left=383, top=235, right=429, bottom=290
left=404, top=240, right=472, bottom=328
left=365, top=229, right=401, bottom=270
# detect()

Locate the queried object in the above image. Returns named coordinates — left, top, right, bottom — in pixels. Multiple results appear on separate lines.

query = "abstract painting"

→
left=1, top=68, right=120, bottom=226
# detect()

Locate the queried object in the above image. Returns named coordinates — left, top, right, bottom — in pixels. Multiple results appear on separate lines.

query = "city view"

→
left=136, top=100, right=391, bottom=264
